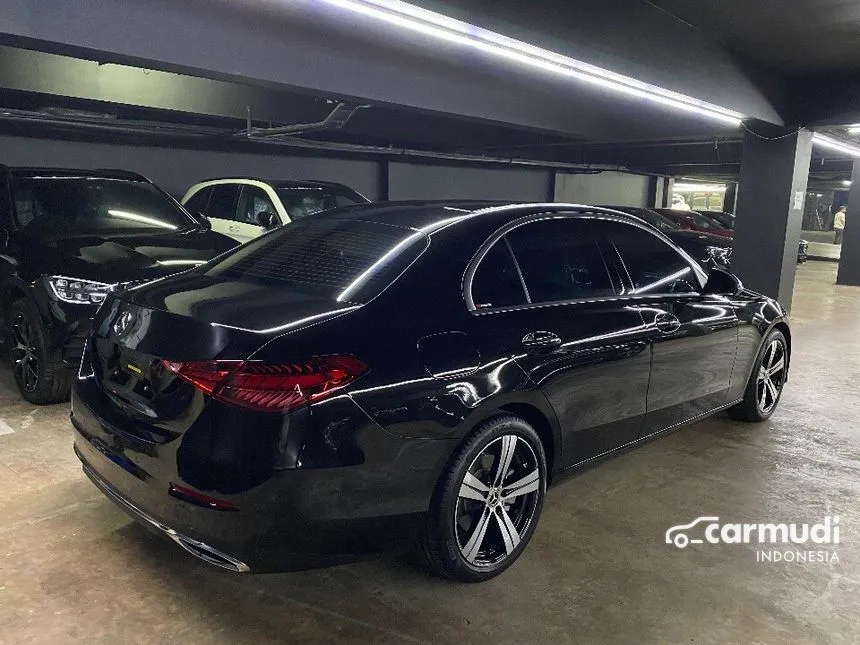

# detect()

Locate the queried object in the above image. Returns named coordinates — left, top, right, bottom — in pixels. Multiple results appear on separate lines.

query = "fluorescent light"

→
left=673, top=183, right=727, bottom=193
left=849, top=126, right=860, bottom=135
left=812, top=133, right=860, bottom=157
left=843, top=180, right=852, bottom=187
left=317, top=0, right=744, bottom=126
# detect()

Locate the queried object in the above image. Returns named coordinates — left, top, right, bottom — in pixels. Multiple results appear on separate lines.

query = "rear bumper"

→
left=79, top=452, right=250, bottom=572
left=71, top=384, right=454, bottom=572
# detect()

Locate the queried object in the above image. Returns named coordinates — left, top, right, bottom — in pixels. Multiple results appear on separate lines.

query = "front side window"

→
left=606, top=223, right=704, bottom=294
left=504, top=218, right=617, bottom=304
left=183, top=186, right=212, bottom=217
left=12, top=177, right=195, bottom=235
left=206, top=185, right=241, bottom=221
left=237, top=186, right=279, bottom=226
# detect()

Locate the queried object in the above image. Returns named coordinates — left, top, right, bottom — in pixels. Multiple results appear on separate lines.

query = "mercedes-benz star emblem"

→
left=112, top=310, right=135, bottom=336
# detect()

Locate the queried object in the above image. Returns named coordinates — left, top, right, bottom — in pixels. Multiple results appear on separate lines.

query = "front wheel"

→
left=728, top=329, right=788, bottom=422
left=421, top=415, right=547, bottom=582
left=7, top=299, right=73, bottom=404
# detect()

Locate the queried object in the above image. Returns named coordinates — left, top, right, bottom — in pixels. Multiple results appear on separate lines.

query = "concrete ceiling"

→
left=0, top=0, right=858, bottom=182
left=648, top=0, right=860, bottom=74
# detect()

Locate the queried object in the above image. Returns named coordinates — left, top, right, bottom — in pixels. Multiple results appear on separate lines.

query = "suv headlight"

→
left=705, top=246, right=732, bottom=266
left=46, top=276, right=113, bottom=305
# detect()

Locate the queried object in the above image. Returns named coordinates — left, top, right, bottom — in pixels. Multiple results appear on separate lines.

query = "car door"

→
left=235, top=185, right=281, bottom=241
left=603, top=220, right=739, bottom=436
left=466, top=215, right=652, bottom=467
left=204, top=184, right=242, bottom=241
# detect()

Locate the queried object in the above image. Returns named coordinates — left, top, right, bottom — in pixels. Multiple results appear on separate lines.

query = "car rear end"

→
left=71, top=217, right=438, bottom=572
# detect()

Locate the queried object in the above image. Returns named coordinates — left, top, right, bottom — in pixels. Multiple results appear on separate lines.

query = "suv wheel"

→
left=8, top=299, right=73, bottom=404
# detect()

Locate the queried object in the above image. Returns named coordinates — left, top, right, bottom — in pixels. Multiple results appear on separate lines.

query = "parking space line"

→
left=0, top=419, right=15, bottom=435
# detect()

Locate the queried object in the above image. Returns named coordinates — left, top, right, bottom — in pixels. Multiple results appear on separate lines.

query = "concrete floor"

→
left=1, top=261, right=858, bottom=644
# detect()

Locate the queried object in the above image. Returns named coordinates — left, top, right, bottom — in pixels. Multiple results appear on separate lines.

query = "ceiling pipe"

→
left=0, top=106, right=646, bottom=176
left=239, top=102, right=370, bottom=138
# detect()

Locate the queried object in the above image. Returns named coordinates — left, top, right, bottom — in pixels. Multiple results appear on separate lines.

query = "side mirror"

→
left=703, top=267, right=743, bottom=296
left=196, top=213, right=211, bottom=231
left=256, top=211, right=277, bottom=229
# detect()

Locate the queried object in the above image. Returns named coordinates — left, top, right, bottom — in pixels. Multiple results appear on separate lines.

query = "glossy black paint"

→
left=71, top=201, right=790, bottom=572
left=0, top=168, right=238, bottom=367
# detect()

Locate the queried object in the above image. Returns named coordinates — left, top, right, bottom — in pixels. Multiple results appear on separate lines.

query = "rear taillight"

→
left=162, top=355, right=367, bottom=412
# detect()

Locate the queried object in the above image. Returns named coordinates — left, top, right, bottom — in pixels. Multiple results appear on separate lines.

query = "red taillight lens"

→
left=162, top=355, right=367, bottom=413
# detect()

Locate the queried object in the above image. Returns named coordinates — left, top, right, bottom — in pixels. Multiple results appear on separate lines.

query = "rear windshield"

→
left=205, top=218, right=428, bottom=303
left=12, top=177, right=194, bottom=235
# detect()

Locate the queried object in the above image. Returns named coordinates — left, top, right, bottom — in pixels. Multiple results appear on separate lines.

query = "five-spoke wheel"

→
left=456, top=435, right=541, bottom=567
left=422, top=415, right=546, bottom=582
left=729, top=328, right=789, bottom=422
left=756, top=337, right=786, bottom=414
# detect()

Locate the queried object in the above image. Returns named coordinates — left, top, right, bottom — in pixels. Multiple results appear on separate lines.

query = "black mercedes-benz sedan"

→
left=71, top=202, right=791, bottom=582
left=0, top=167, right=238, bottom=403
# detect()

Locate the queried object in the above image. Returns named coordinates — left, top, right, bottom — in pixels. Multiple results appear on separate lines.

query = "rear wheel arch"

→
left=499, top=403, right=557, bottom=480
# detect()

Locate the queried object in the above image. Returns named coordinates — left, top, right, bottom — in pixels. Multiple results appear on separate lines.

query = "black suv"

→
left=0, top=167, right=238, bottom=404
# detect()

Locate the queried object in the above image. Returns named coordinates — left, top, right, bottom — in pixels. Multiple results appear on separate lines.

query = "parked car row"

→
left=603, top=205, right=808, bottom=267
left=1, top=166, right=792, bottom=582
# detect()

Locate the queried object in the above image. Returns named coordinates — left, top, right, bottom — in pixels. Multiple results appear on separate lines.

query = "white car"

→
left=181, top=178, right=370, bottom=243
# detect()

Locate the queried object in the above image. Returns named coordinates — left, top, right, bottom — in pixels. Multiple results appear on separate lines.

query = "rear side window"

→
left=206, top=219, right=428, bottom=303
left=606, top=223, right=703, bottom=294
left=471, top=240, right=527, bottom=309
left=505, top=218, right=617, bottom=303
left=183, top=186, right=212, bottom=217
left=207, top=185, right=240, bottom=221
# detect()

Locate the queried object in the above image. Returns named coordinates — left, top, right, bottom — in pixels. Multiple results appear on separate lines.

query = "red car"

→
left=653, top=208, right=734, bottom=238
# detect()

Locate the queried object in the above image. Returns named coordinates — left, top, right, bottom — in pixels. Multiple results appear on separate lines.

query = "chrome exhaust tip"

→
left=170, top=534, right=251, bottom=573
left=81, top=461, right=251, bottom=573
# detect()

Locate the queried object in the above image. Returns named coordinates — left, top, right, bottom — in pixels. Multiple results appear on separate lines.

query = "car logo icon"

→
left=665, top=516, right=720, bottom=549
left=112, top=310, right=135, bottom=336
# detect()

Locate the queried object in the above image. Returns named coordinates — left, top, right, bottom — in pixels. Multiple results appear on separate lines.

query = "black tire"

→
left=7, top=298, right=73, bottom=404
left=421, top=415, right=547, bottom=583
left=728, top=329, right=788, bottom=422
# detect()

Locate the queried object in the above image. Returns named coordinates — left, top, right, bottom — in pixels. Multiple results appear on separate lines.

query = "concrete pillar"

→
left=662, top=177, right=675, bottom=208
left=647, top=176, right=670, bottom=208
left=723, top=182, right=738, bottom=214
left=837, top=161, right=860, bottom=286
left=732, top=128, right=813, bottom=310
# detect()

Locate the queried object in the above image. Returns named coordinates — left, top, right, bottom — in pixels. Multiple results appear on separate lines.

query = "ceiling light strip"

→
left=317, top=0, right=745, bottom=126
left=812, top=133, right=860, bottom=158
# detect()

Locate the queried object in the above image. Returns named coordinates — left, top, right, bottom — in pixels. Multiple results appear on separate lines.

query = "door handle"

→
left=522, top=331, right=562, bottom=351
left=654, top=313, right=682, bottom=334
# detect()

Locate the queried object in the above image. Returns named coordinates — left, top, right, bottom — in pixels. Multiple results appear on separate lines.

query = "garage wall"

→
left=389, top=162, right=549, bottom=201
left=0, top=135, right=382, bottom=199
left=555, top=170, right=650, bottom=207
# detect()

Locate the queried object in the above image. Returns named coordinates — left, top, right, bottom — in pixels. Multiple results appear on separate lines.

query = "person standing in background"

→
left=833, top=205, right=846, bottom=245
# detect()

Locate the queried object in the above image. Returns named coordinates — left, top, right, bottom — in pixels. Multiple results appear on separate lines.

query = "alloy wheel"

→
left=756, top=338, right=786, bottom=414
left=10, top=313, right=39, bottom=392
left=455, top=434, right=542, bottom=567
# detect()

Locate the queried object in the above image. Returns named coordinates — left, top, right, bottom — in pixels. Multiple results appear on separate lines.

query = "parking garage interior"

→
left=1, top=1, right=860, bottom=643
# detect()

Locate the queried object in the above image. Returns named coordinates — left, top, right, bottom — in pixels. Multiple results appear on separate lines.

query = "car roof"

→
left=5, top=167, right=149, bottom=182
left=197, top=177, right=360, bottom=191
left=316, top=200, right=646, bottom=233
